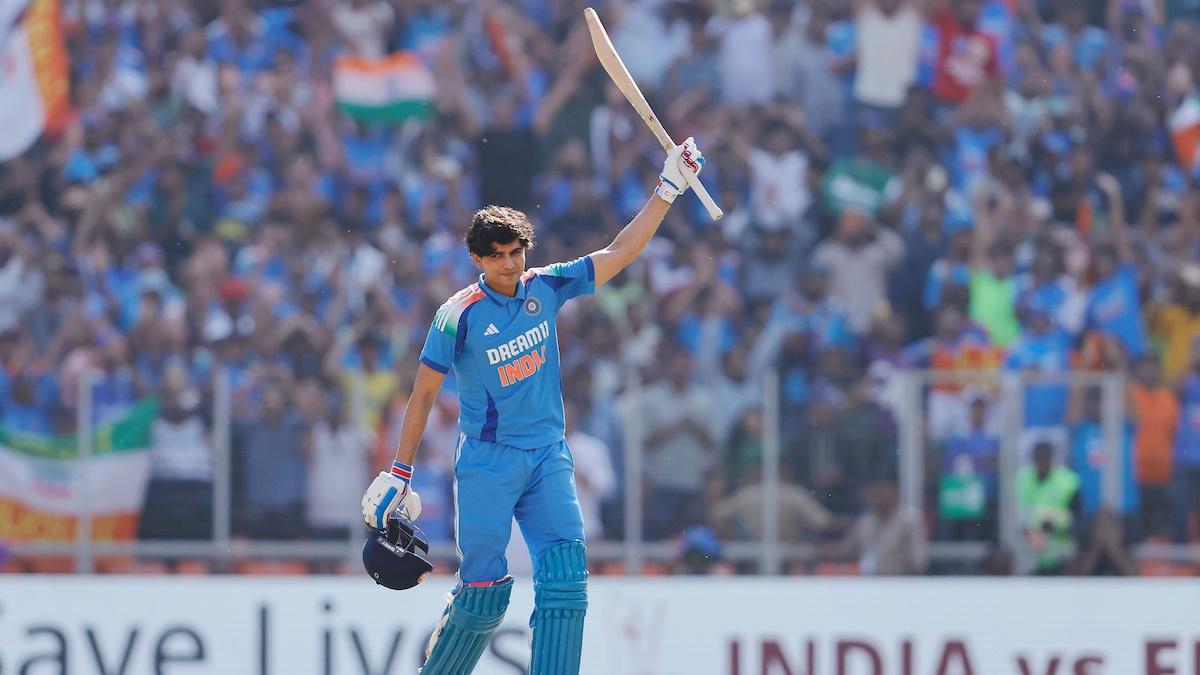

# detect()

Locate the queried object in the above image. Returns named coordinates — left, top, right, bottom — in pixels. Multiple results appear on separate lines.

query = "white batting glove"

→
left=362, top=461, right=417, bottom=529
left=654, top=136, right=704, bottom=205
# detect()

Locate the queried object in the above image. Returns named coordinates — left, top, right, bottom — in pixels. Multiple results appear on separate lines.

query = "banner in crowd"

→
left=0, top=399, right=155, bottom=541
left=820, top=157, right=900, bottom=218
left=1, top=576, right=1197, bottom=674
left=0, top=0, right=71, bottom=161
left=333, top=52, right=435, bottom=122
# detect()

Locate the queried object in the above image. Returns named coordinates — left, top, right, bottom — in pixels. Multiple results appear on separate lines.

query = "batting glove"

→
left=362, top=461, right=418, bottom=529
left=654, top=136, right=704, bottom=205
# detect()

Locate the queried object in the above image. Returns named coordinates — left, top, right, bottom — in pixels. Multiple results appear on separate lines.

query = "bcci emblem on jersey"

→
left=524, top=297, right=542, bottom=316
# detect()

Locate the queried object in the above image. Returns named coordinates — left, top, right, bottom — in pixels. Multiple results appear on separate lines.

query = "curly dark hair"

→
left=464, top=205, right=535, bottom=257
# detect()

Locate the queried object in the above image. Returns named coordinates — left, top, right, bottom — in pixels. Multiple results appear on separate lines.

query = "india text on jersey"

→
left=486, top=320, right=551, bottom=387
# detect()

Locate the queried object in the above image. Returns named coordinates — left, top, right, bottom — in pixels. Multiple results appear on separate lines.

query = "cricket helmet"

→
left=363, top=511, right=433, bottom=590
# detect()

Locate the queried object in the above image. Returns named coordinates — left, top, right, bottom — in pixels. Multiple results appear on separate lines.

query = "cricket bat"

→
left=584, top=7, right=724, bottom=221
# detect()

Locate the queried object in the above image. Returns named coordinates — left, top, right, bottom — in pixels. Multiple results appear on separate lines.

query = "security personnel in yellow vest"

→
left=1016, top=440, right=1081, bottom=574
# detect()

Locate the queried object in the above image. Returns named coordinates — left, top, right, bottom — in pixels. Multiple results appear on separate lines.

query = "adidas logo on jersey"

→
left=484, top=323, right=500, bottom=336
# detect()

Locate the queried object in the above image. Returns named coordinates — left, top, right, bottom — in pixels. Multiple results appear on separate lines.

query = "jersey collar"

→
left=478, top=272, right=529, bottom=305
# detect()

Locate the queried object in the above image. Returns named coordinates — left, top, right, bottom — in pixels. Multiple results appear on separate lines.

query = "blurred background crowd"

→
left=4, top=0, right=1200, bottom=577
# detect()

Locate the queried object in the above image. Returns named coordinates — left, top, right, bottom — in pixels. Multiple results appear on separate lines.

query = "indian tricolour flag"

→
left=1170, top=93, right=1200, bottom=175
left=334, top=52, right=435, bottom=122
left=0, top=0, right=71, bottom=161
left=0, top=400, right=155, bottom=542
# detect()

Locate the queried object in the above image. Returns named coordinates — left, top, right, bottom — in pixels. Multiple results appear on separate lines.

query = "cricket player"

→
left=361, top=138, right=705, bottom=674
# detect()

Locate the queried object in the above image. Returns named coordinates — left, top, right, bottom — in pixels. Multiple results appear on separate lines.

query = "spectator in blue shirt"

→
left=1041, top=2, right=1109, bottom=72
left=890, top=199, right=950, bottom=340
left=923, top=230, right=972, bottom=312
left=1084, top=185, right=1149, bottom=359
left=205, top=5, right=277, bottom=75
left=939, top=393, right=1000, bottom=541
left=1006, top=299, right=1072, bottom=430
left=766, top=264, right=856, bottom=355
left=232, top=383, right=310, bottom=539
left=1017, top=239, right=1085, bottom=338
left=1068, top=386, right=1139, bottom=523
left=0, top=368, right=60, bottom=435
left=92, top=336, right=140, bottom=426
left=1171, top=340, right=1200, bottom=543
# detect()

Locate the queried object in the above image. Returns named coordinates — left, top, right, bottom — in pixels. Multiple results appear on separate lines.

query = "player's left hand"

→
left=654, top=136, right=704, bottom=205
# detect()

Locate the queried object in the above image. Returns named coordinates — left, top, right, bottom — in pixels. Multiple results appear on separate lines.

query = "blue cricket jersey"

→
left=419, top=256, right=595, bottom=448
left=1004, top=328, right=1071, bottom=428
left=1085, top=263, right=1148, bottom=358
left=1174, top=375, right=1200, bottom=469
left=1070, top=421, right=1138, bottom=515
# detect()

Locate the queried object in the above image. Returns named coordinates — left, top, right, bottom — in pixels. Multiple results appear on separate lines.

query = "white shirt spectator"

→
left=567, top=429, right=616, bottom=540
left=150, top=416, right=213, bottom=482
left=842, top=505, right=928, bottom=575
left=0, top=244, right=44, bottom=331
left=854, top=2, right=922, bottom=108
left=770, top=7, right=804, bottom=100
left=713, top=10, right=774, bottom=106
left=620, top=312, right=663, bottom=370
left=1004, top=88, right=1050, bottom=147
left=331, top=0, right=395, bottom=59
left=172, top=53, right=219, bottom=114
left=98, top=54, right=148, bottom=111
left=791, top=21, right=845, bottom=140
left=240, top=78, right=307, bottom=140
left=813, top=227, right=906, bottom=332
left=306, top=419, right=374, bottom=529
left=749, top=147, right=811, bottom=230
left=708, top=370, right=761, bottom=448
left=637, top=379, right=719, bottom=492
left=612, top=3, right=686, bottom=91
left=588, top=102, right=635, bottom=188
left=73, top=0, right=139, bottom=34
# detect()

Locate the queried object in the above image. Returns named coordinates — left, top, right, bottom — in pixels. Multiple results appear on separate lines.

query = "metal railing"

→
left=5, top=366, right=1199, bottom=574
left=893, top=369, right=1131, bottom=569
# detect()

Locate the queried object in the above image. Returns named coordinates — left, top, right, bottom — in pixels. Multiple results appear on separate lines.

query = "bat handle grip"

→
left=685, top=171, right=723, bottom=221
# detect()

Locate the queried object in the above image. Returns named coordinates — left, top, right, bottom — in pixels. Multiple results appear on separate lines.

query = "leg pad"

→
left=529, top=541, right=588, bottom=675
left=421, top=579, right=513, bottom=674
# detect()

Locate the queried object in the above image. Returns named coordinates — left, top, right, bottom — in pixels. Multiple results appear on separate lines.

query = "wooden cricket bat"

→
left=584, top=7, right=723, bottom=221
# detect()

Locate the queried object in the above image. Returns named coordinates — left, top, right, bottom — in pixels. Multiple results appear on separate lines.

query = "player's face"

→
left=474, top=241, right=527, bottom=294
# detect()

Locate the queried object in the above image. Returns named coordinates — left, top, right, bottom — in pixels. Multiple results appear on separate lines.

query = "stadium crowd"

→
left=4, top=0, right=1200, bottom=576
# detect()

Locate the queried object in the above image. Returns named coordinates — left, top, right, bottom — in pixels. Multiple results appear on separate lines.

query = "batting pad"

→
left=529, top=541, right=589, bottom=675
left=421, top=578, right=513, bottom=674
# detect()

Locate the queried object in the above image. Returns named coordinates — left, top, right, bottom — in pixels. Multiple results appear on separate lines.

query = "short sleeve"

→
left=419, top=298, right=472, bottom=374
left=419, top=320, right=454, bottom=373
left=535, top=256, right=595, bottom=305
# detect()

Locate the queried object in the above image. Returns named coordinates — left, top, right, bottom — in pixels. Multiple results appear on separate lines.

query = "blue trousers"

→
left=453, top=434, right=585, bottom=583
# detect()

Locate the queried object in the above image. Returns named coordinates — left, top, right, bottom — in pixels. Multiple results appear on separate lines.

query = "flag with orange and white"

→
left=0, top=0, right=71, bottom=161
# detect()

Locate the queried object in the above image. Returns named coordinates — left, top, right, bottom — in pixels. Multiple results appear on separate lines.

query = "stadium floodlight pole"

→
left=584, top=7, right=723, bottom=221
